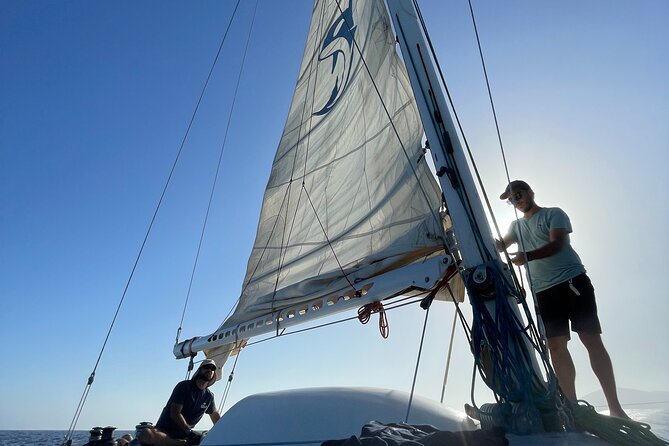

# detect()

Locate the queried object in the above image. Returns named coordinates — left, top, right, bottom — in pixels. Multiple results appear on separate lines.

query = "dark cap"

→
left=499, top=180, right=531, bottom=200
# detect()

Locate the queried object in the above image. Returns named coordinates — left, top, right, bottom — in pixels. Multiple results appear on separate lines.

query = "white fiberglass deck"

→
left=201, top=387, right=610, bottom=446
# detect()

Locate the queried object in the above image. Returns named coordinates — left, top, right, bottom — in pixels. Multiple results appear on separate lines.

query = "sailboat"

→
left=62, top=1, right=666, bottom=445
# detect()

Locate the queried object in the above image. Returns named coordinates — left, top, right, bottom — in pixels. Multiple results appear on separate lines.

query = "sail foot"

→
left=174, top=254, right=454, bottom=362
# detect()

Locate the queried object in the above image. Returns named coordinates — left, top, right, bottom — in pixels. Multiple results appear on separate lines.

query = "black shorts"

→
left=536, top=273, right=602, bottom=339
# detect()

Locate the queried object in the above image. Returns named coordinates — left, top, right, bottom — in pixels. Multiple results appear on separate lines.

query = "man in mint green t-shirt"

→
left=496, top=180, right=628, bottom=419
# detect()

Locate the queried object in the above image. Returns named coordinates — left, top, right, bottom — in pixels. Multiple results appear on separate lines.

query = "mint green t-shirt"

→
left=508, top=207, right=585, bottom=292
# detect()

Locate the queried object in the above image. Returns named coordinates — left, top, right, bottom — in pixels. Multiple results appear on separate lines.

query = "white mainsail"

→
left=221, top=0, right=446, bottom=330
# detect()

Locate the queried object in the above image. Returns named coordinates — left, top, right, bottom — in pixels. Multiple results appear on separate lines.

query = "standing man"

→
left=496, top=180, right=628, bottom=419
left=139, top=359, right=221, bottom=445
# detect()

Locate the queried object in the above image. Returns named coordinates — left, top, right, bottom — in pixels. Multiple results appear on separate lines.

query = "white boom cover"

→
left=221, top=0, right=445, bottom=330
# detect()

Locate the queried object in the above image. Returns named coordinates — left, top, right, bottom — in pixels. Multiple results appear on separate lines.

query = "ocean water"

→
left=628, top=407, right=669, bottom=441
left=1, top=412, right=666, bottom=445
left=0, top=430, right=132, bottom=446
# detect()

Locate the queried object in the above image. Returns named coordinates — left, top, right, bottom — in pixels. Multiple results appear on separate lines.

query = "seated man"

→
left=139, top=359, right=221, bottom=445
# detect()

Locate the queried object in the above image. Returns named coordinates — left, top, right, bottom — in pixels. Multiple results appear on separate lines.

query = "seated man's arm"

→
left=169, top=402, right=192, bottom=434
left=209, top=411, right=221, bottom=424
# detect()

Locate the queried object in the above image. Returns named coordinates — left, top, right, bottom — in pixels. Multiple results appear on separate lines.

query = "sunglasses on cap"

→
left=506, top=189, right=527, bottom=205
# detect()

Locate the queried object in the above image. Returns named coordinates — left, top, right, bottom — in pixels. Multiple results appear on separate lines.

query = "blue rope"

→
left=466, top=262, right=563, bottom=429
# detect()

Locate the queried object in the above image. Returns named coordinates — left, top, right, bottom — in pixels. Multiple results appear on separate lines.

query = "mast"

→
left=384, top=0, right=559, bottom=434
left=385, top=0, right=495, bottom=267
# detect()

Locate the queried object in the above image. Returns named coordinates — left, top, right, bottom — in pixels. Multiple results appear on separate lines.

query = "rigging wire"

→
left=176, top=0, right=258, bottom=344
left=465, top=0, right=510, bottom=181
left=460, top=0, right=549, bottom=351
left=218, top=352, right=242, bottom=411
left=439, top=307, right=459, bottom=403
left=176, top=0, right=255, bottom=344
left=405, top=304, right=432, bottom=423
left=461, top=0, right=534, bottom=303
left=412, top=0, right=547, bottom=351
left=408, top=2, right=564, bottom=426
left=61, top=2, right=242, bottom=443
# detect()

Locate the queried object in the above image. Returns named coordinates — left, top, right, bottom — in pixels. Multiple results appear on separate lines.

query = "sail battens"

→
left=247, top=214, right=442, bottom=251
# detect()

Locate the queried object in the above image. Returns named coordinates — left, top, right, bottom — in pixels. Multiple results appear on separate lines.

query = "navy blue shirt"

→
left=156, top=379, right=216, bottom=432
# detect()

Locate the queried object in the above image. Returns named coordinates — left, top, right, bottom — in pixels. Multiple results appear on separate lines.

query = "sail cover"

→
left=221, top=0, right=446, bottom=329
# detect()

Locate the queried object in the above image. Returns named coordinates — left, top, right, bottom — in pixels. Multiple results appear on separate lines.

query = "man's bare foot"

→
left=609, top=407, right=631, bottom=420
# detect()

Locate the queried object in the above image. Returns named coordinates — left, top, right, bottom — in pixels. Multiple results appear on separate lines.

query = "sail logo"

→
left=313, top=0, right=356, bottom=116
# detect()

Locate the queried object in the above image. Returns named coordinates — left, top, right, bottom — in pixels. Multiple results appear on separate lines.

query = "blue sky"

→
left=1, top=0, right=667, bottom=431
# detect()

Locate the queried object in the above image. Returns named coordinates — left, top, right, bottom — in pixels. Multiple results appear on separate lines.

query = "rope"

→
left=570, top=400, right=669, bottom=446
left=466, top=262, right=562, bottom=431
left=303, top=186, right=359, bottom=292
left=357, top=301, right=389, bottom=338
left=61, top=3, right=243, bottom=443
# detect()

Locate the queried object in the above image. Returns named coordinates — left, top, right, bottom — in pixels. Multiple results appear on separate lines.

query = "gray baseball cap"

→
left=499, top=180, right=531, bottom=200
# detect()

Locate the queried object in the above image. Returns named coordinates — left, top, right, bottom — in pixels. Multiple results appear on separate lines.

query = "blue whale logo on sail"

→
left=313, top=0, right=356, bottom=116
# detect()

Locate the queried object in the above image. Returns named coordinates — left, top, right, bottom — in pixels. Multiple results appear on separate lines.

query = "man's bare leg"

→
left=547, top=335, right=577, bottom=401
left=578, top=332, right=629, bottom=419
left=138, top=428, right=187, bottom=446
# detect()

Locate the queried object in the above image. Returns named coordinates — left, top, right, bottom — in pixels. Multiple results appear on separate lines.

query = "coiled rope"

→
left=357, top=301, right=389, bottom=339
left=569, top=400, right=668, bottom=446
